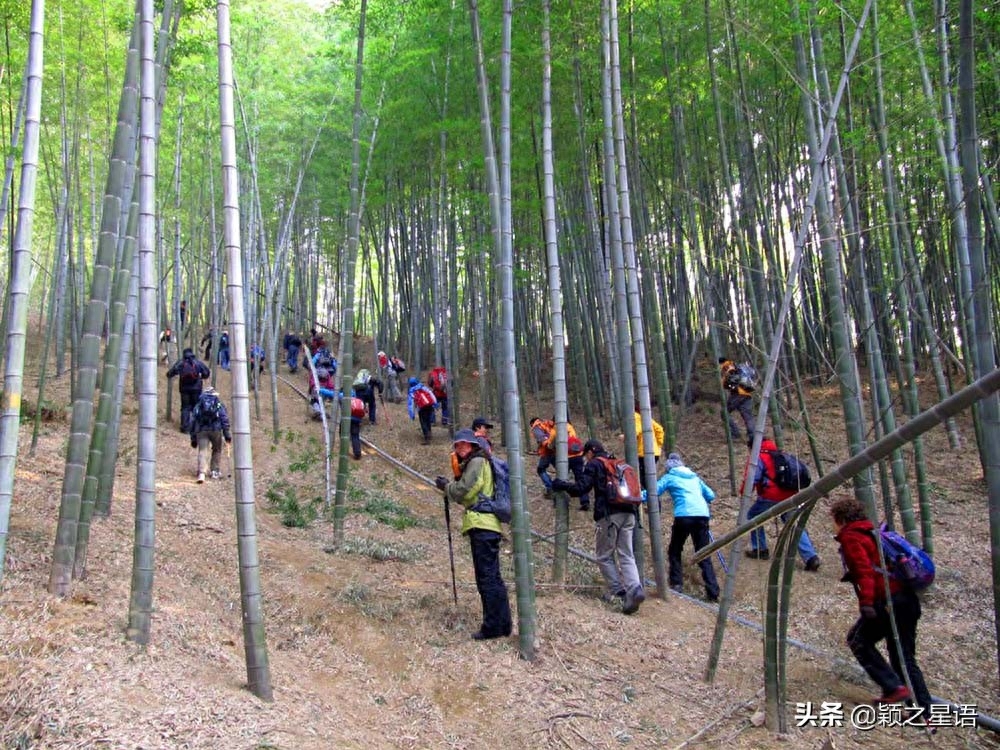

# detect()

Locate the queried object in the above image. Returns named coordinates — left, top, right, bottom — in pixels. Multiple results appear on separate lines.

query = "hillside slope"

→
left=0, top=352, right=997, bottom=749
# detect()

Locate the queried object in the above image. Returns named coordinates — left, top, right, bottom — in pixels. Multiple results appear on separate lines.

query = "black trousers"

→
left=418, top=406, right=434, bottom=438
left=667, top=516, right=719, bottom=599
left=468, top=529, right=512, bottom=637
left=350, top=418, right=361, bottom=458
left=179, top=389, right=201, bottom=433
left=365, top=392, right=377, bottom=424
left=847, top=588, right=931, bottom=708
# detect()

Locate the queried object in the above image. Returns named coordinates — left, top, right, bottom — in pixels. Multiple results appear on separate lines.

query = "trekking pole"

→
left=379, top=390, right=391, bottom=427
left=226, top=442, right=232, bottom=479
left=443, top=495, right=459, bottom=605
left=707, top=529, right=729, bottom=574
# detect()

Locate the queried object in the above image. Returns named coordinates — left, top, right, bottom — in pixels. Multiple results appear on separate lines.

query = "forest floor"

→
left=1, top=338, right=998, bottom=750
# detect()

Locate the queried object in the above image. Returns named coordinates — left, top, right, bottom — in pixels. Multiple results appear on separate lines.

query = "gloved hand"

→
left=224, top=433, right=232, bottom=443
left=434, top=475, right=449, bottom=492
left=551, top=478, right=571, bottom=492
left=860, top=605, right=878, bottom=620
left=190, top=436, right=197, bottom=449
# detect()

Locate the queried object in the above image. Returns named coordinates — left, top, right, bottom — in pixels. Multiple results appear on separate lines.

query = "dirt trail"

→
left=0, top=353, right=995, bottom=749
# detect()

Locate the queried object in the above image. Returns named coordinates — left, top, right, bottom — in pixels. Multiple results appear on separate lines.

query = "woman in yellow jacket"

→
left=631, top=403, right=664, bottom=488
left=436, top=430, right=512, bottom=640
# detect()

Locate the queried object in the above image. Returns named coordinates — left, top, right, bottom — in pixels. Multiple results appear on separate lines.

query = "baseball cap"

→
left=472, top=417, right=494, bottom=430
left=582, top=439, right=604, bottom=455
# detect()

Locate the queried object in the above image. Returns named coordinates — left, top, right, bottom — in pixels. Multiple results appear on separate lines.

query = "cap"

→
left=377, top=350, right=385, bottom=357
left=408, top=377, right=419, bottom=387
left=472, top=417, right=494, bottom=430
left=183, top=347, right=194, bottom=358
left=453, top=428, right=480, bottom=446
left=582, top=439, right=604, bottom=455
left=665, top=452, right=683, bottom=470
left=203, top=386, right=217, bottom=395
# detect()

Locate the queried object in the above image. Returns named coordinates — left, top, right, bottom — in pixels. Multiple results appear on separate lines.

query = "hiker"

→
left=348, top=390, right=366, bottom=459
left=283, top=332, right=302, bottom=373
left=434, top=429, right=513, bottom=640
left=179, top=299, right=187, bottom=329
left=312, top=345, right=337, bottom=375
left=159, top=327, right=174, bottom=364
left=530, top=417, right=556, bottom=497
left=353, top=369, right=383, bottom=425
left=217, top=330, right=231, bottom=371
left=200, top=329, right=214, bottom=363
left=538, top=417, right=589, bottom=512
left=651, top=452, right=719, bottom=602
left=166, top=347, right=210, bottom=433
left=249, top=343, right=265, bottom=376
left=407, top=377, right=437, bottom=444
left=308, top=366, right=335, bottom=397
left=472, top=417, right=494, bottom=453
left=719, top=357, right=755, bottom=443
left=378, top=351, right=405, bottom=403
left=308, top=328, right=325, bottom=354
left=741, top=438, right=821, bottom=571
left=628, top=402, right=664, bottom=489
left=831, top=496, right=932, bottom=714
left=428, top=365, right=449, bottom=426
left=189, top=385, right=231, bottom=483
left=551, top=440, right=646, bottom=615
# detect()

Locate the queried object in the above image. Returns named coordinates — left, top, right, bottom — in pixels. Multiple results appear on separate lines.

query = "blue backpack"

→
left=472, top=455, right=512, bottom=524
left=875, top=524, right=935, bottom=591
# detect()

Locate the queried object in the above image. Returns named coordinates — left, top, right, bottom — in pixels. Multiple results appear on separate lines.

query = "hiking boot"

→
left=622, top=586, right=646, bottom=615
left=804, top=556, right=821, bottom=572
left=706, top=592, right=719, bottom=603
left=471, top=630, right=506, bottom=641
left=422, top=435, right=431, bottom=445
left=669, top=584, right=683, bottom=594
left=579, top=504, right=590, bottom=512
left=211, top=470, right=221, bottom=479
left=196, top=473, right=205, bottom=484
left=874, top=686, right=911, bottom=705
left=745, top=549, right=770, bottom=560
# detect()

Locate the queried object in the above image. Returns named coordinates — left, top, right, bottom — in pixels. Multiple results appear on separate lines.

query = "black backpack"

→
left=766, top=450, right=812, bottom=492
left=193, top=393, right=223, bottom=428
left=179, top=358, right=201, bottom=385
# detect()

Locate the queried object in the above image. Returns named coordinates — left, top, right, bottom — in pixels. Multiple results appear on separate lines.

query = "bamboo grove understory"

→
left=0, top=0, right=998, bottom=727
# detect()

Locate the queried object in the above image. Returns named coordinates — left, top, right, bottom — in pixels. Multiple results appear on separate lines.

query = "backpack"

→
left=350, top=397, right=366, bottom=418
left=219, top=332, right=229, bottom=348
left=874, top=524, right=935, bottom=591
left=179, top=358, right=201, bottom=385
left=316, top=349, right=336, bottom=373
left=530, top=420, right=552, bottom=446
left=726, top=363, right=757, bottom=392
left=390, top=356, right=406, bottom=373
left=193, top=393, right=222, bottom=428
left=353, top=368, right=370, bottom=387
left=429, top=369, right=447, bottom=394
left=594, top=456, right=643, bottom=505
left=413, top=386, right=436, bottom=410
left=471, top=455, right=512, bottom=524
left=766, top=450, right=812, bottom=492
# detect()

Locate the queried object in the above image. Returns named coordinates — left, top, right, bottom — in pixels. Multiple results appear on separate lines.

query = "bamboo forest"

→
left=1, top=0, right=999, bottom=746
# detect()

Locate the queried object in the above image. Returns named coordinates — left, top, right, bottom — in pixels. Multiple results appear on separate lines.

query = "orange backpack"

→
left=594, top=456, right=643, bottom=505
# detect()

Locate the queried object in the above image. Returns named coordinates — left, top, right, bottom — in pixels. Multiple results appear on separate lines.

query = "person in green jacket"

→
left=436, top=429, right=512, bottom=641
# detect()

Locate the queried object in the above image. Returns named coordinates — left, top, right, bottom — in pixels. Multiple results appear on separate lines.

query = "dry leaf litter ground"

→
left=0, top=340, right=998, bottom=750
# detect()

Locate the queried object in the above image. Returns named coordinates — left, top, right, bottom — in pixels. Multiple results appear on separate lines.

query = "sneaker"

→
left=874, top=686, right=912, bottom=705
left=196, top=473, right=205, bottom=484
left=804, top=556, right=821, bottom=572
left=745, top=549, right=770, bottom=560
left=210, top=470, right=221, bottom=479
left=622, top=586, right=646, bottom=615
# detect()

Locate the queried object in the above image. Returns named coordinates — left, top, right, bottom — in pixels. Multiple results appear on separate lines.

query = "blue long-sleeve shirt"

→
left=653, top=465, right=715, bottom=518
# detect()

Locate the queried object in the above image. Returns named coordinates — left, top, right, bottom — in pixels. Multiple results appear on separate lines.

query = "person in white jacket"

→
left=652, top=452, right=719, bottom=602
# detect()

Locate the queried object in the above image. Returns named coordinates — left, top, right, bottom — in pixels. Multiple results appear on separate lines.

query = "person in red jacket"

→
left=741, top=438, right=820, bottom=571
left=831, top=496, right=932, bottom=712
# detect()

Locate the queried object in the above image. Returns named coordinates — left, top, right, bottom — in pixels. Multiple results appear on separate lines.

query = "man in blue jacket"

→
left=652, top=452, right=719, bottom=602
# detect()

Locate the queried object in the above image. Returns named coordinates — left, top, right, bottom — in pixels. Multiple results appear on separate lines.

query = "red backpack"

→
left=594, top=456, right=643, bottom=505
left=350, top=397, right=366, bottom=418
left=413, top=386, right=436, bottom=410
left=429, top=368, right=447, bottom=396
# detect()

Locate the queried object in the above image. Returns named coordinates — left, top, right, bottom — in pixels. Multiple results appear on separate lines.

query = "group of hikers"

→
left=162, top=338, right=934, bottom=725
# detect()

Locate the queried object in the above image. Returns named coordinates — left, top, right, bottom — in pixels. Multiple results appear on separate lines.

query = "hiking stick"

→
left=379, top=389, right=391, bottom=427
left=443, top=496, right=459, bottom=605
left=707, top=530, right=729, bottom=574
left=225, top=442, right=232, bottom=478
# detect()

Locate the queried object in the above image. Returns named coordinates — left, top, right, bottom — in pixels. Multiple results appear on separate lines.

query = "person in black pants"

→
left=435, top=429, right=512, bottom=640
left=831, top=496, right=932, bottom=713
left=166, top=348, right=210, bottom=433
